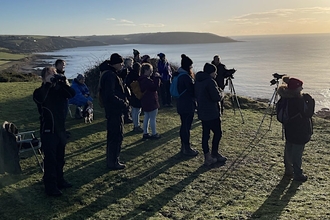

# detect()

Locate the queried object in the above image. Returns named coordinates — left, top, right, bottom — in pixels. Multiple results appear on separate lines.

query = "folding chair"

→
left=17, top=131, right=44, bottom=172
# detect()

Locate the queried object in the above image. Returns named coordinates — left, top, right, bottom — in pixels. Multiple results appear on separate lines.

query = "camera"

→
left=50, top=74, right=66, bottom=83
left=270, top=73, right=286, bottom=85
left=224, top=69, right=236, bottom=79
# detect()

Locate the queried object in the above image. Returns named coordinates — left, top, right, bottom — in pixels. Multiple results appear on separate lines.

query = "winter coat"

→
left=175, top=67, right=196, bottom=115
left=125, top=69, right=142, bottom=108
left=33, top=82, right=75, bottom=134
left=138, top=74, right=161, bottom=112
left=69, top=79, right=93, bottom=106
left=277, top=86, right=315, bottom=144
left=99, top=66, right=129, bottom=118
left=211, top=62, right=235, bottom=90
left=157, top=60, right=172, bottom=81
left=195, top=71, right=222, bottom=121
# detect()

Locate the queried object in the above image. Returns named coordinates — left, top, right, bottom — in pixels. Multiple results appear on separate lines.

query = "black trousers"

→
left=201, top=118, right=222, bottom=154
left=41, top=131, right=66, bottom=190
left=160, top=80, right=172, bottom=105
left=179, top=113, right=194, bottom=149
left=106, top=114, right=124, bottom=167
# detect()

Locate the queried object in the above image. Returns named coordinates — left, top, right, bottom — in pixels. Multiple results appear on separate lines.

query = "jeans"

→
left=284, top=141, right=305, bottom=176
left=143, top=109, right=158, bottom=135
left=201, top=118, right=222, bottom=155
left=179, top=113, right=194, bottom=148
left=131, top=107, right=141, bottom=128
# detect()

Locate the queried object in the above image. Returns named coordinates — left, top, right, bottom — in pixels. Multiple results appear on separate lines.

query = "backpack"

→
left=170, top=72, right=187, bottom=98
left=130, top=81, right=145, bottom=100
left=276, top=98, right=292, bottom=124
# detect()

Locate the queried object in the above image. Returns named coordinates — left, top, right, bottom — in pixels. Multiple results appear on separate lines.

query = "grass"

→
left=0, top=51, right=27, bottom=61
left=0, top=82, right=330, bottom=219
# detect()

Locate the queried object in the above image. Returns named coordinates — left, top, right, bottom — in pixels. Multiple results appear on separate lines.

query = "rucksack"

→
left=170, top=72, right=187, bottom=98
left=276, top=98, right=290, bottom=124
left=130, top=81, right=145, bottom=100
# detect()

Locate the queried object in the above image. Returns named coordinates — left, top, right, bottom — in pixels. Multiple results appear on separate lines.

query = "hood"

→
left=277, top=85, right=302, bottom=98
left=195, top=71, right=212, bottom=82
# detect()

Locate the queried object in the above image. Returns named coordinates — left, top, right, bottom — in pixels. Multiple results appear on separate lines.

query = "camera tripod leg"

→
left=228, top=78, right=245, bottom=124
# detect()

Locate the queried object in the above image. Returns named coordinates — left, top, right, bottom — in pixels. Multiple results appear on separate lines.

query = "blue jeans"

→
left=143, top=109, right=158, bottom=135
left=131, top=107, right=141, bottom=128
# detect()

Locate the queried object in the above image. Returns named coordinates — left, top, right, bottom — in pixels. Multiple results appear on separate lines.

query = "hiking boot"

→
left=108, top=162, right=126, bottom=170
left=150, top=133, right=161, bottom=139
left=182, top=147, right=199, bottom=157
left=293, top=174, right=308, bottom=182
left=57, top=180, right=73, bottom=189
left=133, top=126, right=143, bottom=133
left=143, top=133, right=151, bottom=140
left=204, top=152, right=217, bottom=166
left=212, top=152, right=227, bottom=163
left=45, top=188, right=62, bottom=197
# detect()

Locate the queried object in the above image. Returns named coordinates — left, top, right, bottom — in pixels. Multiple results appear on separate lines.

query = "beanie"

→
left=109, top=53, right=124, bottom=65
left=76, top=73, right=84, bottom=81
left=181, top=54, right=193, bottom=70
left=203, top=63, right=217, bottom=74
left=157, top=53, right=165, bottom=58
left=133, top=49, right=140, bottom=56
left=288, top=77, right=303, bottom=90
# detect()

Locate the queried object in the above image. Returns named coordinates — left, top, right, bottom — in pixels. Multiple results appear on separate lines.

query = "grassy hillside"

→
left=0, top=82, right=329, bottom=219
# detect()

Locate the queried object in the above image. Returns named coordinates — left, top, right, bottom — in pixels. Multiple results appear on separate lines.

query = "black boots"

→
left=181, top=143, right=199, bottom=157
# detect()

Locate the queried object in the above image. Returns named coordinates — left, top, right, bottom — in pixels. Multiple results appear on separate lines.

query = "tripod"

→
left=254, top=77, right=281, bottom=136
left=227, top=78, right=245, bottom=124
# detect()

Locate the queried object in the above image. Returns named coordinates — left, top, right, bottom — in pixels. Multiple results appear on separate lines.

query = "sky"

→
left=1, top=0, right=330, bottom=37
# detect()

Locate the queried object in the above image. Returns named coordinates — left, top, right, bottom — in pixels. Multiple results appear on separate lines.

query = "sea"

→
left=36, top=33, right=330, bottom=111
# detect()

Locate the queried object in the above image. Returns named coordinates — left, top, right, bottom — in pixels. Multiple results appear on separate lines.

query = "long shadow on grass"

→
left=62, top=153, right=204, bottom=220
left=251, top=177, right=302, bottom=219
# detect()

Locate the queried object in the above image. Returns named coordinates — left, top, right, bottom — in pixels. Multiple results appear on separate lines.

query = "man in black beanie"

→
left=98, top=53, right=129, bottom=170
left=195, top=63, right=227, bottom=166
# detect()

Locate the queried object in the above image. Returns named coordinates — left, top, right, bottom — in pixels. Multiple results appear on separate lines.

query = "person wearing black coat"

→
left=195, top=63, right=227, bottom=166
left=99, top=53, right=129, bottom=170
left=277, top=76, right=315, bottom=182
left=211, top=55, right=236, bottom=114
left=175, top=54, right=198, bottom=156
left=33, top=66, right=76, bottom=196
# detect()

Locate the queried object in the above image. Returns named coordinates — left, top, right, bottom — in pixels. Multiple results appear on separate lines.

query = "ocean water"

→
left=37, top=33, right=330, bottom=111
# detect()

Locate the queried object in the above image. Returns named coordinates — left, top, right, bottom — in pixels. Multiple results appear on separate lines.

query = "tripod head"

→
left=270, top=73, right=286, bottom=86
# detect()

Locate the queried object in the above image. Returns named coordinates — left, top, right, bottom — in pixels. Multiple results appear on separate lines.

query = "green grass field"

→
left=0, top=52, right=27, bottom=61
left=0, top=82, right=329, bottom=219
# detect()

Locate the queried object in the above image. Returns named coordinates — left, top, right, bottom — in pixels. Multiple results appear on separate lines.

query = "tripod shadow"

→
left=251, top=177, right=302, bottom=219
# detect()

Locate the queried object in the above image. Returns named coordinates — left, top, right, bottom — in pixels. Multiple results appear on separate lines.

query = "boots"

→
left=181, top=143, right=199, bottom=157
left=204, top=152, right=217, bottom=166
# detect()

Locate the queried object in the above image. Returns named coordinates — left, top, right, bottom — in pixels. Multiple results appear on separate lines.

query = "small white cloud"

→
left=120, top=19, right=134, bottom=24
left=106, top=18, right=116, bottom=21
left=116, top=23, right=136, bottom=27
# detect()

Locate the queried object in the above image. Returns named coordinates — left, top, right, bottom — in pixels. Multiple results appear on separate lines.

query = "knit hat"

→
left=181, top=54, right=193, bottom=70
left=157, top=53, right=165, bottom=58
left=203, top=63, right=217, bottom=74
left=76, top=74, right=84, bottom=80
left=109, top=53, right=124, bottom=65
left=288, top=77, right=303, bottom=90
left=133, top=49, right=140, bottom=56
left=141, top=55, right=150, bottom=63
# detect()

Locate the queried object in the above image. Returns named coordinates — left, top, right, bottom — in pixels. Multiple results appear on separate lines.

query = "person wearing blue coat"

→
left=69, top=74, right=93, bottom=118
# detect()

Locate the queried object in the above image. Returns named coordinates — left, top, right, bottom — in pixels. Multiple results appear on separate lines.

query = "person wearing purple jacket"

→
left=157, top=53, right=173, bottom=107
left=138, top=63, right=162, bottom=139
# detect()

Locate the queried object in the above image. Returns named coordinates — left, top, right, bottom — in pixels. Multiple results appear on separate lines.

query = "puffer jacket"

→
left=69, top=79, right=93, bottom=106
left=277, top=86, right=315, bottom=144
left=194, top=71, right=222, bottom=121
left=175, top=67, right=196, bottom=115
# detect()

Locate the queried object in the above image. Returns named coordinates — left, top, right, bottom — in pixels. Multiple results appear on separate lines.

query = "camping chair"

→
left=17, top=131, right=44, bottom=172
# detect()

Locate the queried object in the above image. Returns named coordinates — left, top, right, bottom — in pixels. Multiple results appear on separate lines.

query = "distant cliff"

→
left=0, top=32, right=237, bottom=54
left=79, top=32, right=237, bottom=45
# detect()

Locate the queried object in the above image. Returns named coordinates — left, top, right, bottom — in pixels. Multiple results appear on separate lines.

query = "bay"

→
left=37, top=33, right=330, bottom=111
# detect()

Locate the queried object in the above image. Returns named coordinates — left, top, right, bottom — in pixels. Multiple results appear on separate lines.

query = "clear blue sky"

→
left=1, top=0, right=330, bottom=36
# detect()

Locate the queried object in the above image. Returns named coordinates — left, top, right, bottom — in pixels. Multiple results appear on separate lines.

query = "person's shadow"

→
left=251, top=177, right=303, bottom=219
